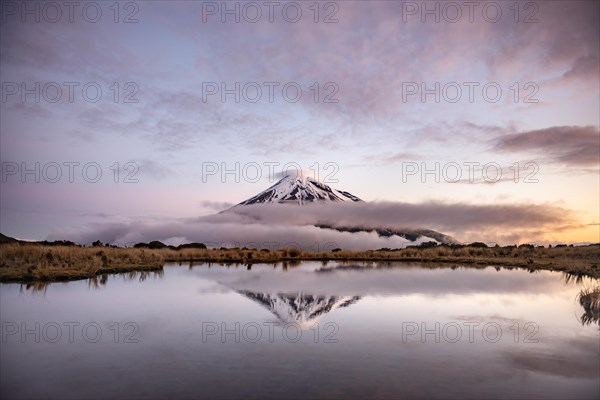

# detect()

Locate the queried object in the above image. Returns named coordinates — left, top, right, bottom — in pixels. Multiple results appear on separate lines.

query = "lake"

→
left=1, top=262, right=598, bottom=399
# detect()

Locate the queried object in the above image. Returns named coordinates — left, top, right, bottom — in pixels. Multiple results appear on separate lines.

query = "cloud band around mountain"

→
left=49, top=201, right=578, bottom=249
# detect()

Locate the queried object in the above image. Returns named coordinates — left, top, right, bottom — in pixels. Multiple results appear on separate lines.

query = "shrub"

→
left=177, top=242, right=207, bottom=249
left=287, top=248, right=301, bottom=258
left=468, top=242, right=488, bottom=248
left=147, top=241, right=167, bottom=249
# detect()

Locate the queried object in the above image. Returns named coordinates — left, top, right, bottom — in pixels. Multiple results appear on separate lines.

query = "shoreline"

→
left=1, top=243, right=598, bottom=282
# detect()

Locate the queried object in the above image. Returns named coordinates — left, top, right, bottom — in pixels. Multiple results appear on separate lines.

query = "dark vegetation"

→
left=1, top=233, right=598, bottom=282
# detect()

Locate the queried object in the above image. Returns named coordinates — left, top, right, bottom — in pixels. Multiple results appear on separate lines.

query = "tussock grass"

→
left=1, top=243, right=599, bottom=282
left=577, top=286, right=600, bottom=325
left=578, top=287, right=600, bottom=310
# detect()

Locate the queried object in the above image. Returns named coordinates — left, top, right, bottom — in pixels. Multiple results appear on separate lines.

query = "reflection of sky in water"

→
left=1, top=263, right=598, bottom=399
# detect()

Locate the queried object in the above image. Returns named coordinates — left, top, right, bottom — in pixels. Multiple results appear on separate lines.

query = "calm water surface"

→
left=1, top=262, right=599, bottom=399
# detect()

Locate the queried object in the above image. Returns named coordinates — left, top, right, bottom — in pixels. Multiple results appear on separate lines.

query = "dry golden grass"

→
left=0, top=243, right=598, bottom=282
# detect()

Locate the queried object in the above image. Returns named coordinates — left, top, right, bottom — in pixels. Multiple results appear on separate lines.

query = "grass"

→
left=0, top=243, right=599, bottom=282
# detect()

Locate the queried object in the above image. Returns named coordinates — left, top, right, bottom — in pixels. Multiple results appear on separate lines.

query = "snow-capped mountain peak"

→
left=234, top=170, right=362, bottom=206
left=219, top=169, right=459, bottom=245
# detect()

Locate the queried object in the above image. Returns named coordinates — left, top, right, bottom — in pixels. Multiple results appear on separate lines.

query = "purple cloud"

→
left=494, top=126, right=600, bottom=166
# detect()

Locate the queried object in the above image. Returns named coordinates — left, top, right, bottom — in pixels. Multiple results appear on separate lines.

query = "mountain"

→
left=223, top=170, right=460, bottom=245
left=0, top=233, right=18, bottom=244
left=232, top=171, right=362, bottom=207
left=0, top=233, right=79, bottom=246
left=315, top=224, right=460, bottom=245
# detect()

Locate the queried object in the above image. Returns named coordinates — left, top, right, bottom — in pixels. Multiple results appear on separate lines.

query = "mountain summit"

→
left=223, top=169, right=459, bottom=245
left=234, top=170, right=362, bottom=206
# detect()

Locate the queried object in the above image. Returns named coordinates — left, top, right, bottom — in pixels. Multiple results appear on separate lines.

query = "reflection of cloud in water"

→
left=451, top=314, right=529, bottom=324
left=237, top=290, right=360, bottom=326
left=203, top=264, right=579, bottom=298
left=502, top=336, right=599, bottom=379
left=196, top=286, right=232, bottom=295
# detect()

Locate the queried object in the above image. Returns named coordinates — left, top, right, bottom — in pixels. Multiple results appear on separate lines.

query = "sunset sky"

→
left=1, top=0, right=598, bottom=246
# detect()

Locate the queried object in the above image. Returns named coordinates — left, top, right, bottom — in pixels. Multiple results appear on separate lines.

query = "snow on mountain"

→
left=232, top=170, right=362, bottom=207
left=238, top=290, right=360, bottom=327
left=222, top=169, right=460, bottom=245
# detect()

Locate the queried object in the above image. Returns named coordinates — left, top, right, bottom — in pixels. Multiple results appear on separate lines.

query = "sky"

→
left=0, top=0, right=599, bottom=247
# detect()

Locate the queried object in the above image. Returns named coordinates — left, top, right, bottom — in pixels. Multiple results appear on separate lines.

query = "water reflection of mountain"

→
left=238, top=290, right=360, bottom=325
